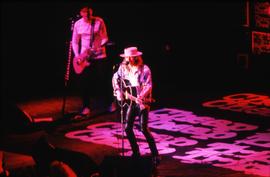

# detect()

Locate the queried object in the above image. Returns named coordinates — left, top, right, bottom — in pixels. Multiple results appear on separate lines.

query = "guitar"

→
left=73, top=48, right=102, bottom=74
left=117, top=79, right=155, bottom=109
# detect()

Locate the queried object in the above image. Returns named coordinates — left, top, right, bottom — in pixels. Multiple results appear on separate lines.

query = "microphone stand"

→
left=61, top=18, right=75, bottom=118
left=119, top=63, right=125, bottom=156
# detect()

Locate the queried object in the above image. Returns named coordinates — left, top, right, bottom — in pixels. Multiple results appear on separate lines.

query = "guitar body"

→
left=117, top=79, right=137, bottom=108
left=117, top=79, right=155, bottom=109
left=73, top=49, right=92, bottom=74
left=73, top=48, right=103, bottom=74
left=73, top=57, right=90, bottom=74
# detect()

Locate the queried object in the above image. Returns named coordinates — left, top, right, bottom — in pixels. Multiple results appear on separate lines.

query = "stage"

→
left=1, top=88, right=269, bottom=177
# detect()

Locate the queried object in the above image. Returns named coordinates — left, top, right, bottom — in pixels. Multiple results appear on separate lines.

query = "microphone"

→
left=69, top=14, right=80, bottom=21
left=69, top=14, right=81, bottom=20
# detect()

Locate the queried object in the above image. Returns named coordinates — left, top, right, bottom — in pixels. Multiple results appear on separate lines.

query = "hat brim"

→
left=120, top=51, right=142, bottom=57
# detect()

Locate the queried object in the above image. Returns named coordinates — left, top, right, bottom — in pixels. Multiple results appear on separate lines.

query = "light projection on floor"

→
left=65, top=108, right=270, bottom=177
left=202, top=93, right=270, bottom=117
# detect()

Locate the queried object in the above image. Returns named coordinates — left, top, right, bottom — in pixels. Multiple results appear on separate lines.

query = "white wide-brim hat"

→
left=120, top=47, right=142, bottom=57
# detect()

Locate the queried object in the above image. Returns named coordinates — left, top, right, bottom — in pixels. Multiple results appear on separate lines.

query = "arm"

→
left=99, top=18, right=108, bottom=47
left=112, top=65, right=123, bottom=101
left=72, top=22, right=80, bottom=57
left=138, top=65, right=152, bottom=99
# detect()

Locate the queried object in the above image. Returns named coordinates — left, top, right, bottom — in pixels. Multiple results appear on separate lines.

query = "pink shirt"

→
left=72, top=17, right=108, bottom=59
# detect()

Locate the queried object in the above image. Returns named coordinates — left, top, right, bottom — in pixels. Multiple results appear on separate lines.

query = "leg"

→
left=140, top=109, right=159, bottom=157
left=140, top=109, right=161, bottom=166
left=79, top=67, right=92, bottom=112
left=93, top=58, right=112, bottom=109
left=125, top=106, right=140, bottom=157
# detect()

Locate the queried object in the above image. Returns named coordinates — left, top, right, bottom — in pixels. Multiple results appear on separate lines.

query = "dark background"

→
left=1, top=1, right=270, bottom=104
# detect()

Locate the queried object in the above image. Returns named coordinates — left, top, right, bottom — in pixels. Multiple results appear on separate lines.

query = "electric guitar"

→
left=73, top=48, right=102, bottom=74
left=117, top=79, right=155, bottom=109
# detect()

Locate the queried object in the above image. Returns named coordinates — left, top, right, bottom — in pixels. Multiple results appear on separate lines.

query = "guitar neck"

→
left=126, top=92, right=154, bottom=104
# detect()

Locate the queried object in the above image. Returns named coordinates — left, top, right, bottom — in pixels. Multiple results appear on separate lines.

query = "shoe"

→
left=108, top=102, right=117, bottom=112
left=73, top=114, right=85, bottom=121
left=80, top=107, right=91, bottom=116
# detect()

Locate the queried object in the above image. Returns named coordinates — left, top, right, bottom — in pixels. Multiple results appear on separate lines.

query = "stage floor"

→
left=1, top=90, right=270, bottom=177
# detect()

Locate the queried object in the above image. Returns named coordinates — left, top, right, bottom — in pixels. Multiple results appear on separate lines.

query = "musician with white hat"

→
left=112, top=46, right=161, bottom=166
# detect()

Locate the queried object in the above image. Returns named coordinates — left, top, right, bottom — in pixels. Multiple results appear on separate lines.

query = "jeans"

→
left=124, top=104, right=159, bottom=157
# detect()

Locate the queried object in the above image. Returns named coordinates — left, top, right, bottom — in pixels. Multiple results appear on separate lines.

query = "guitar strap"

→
left=89, top=18, right=95, bottom=48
